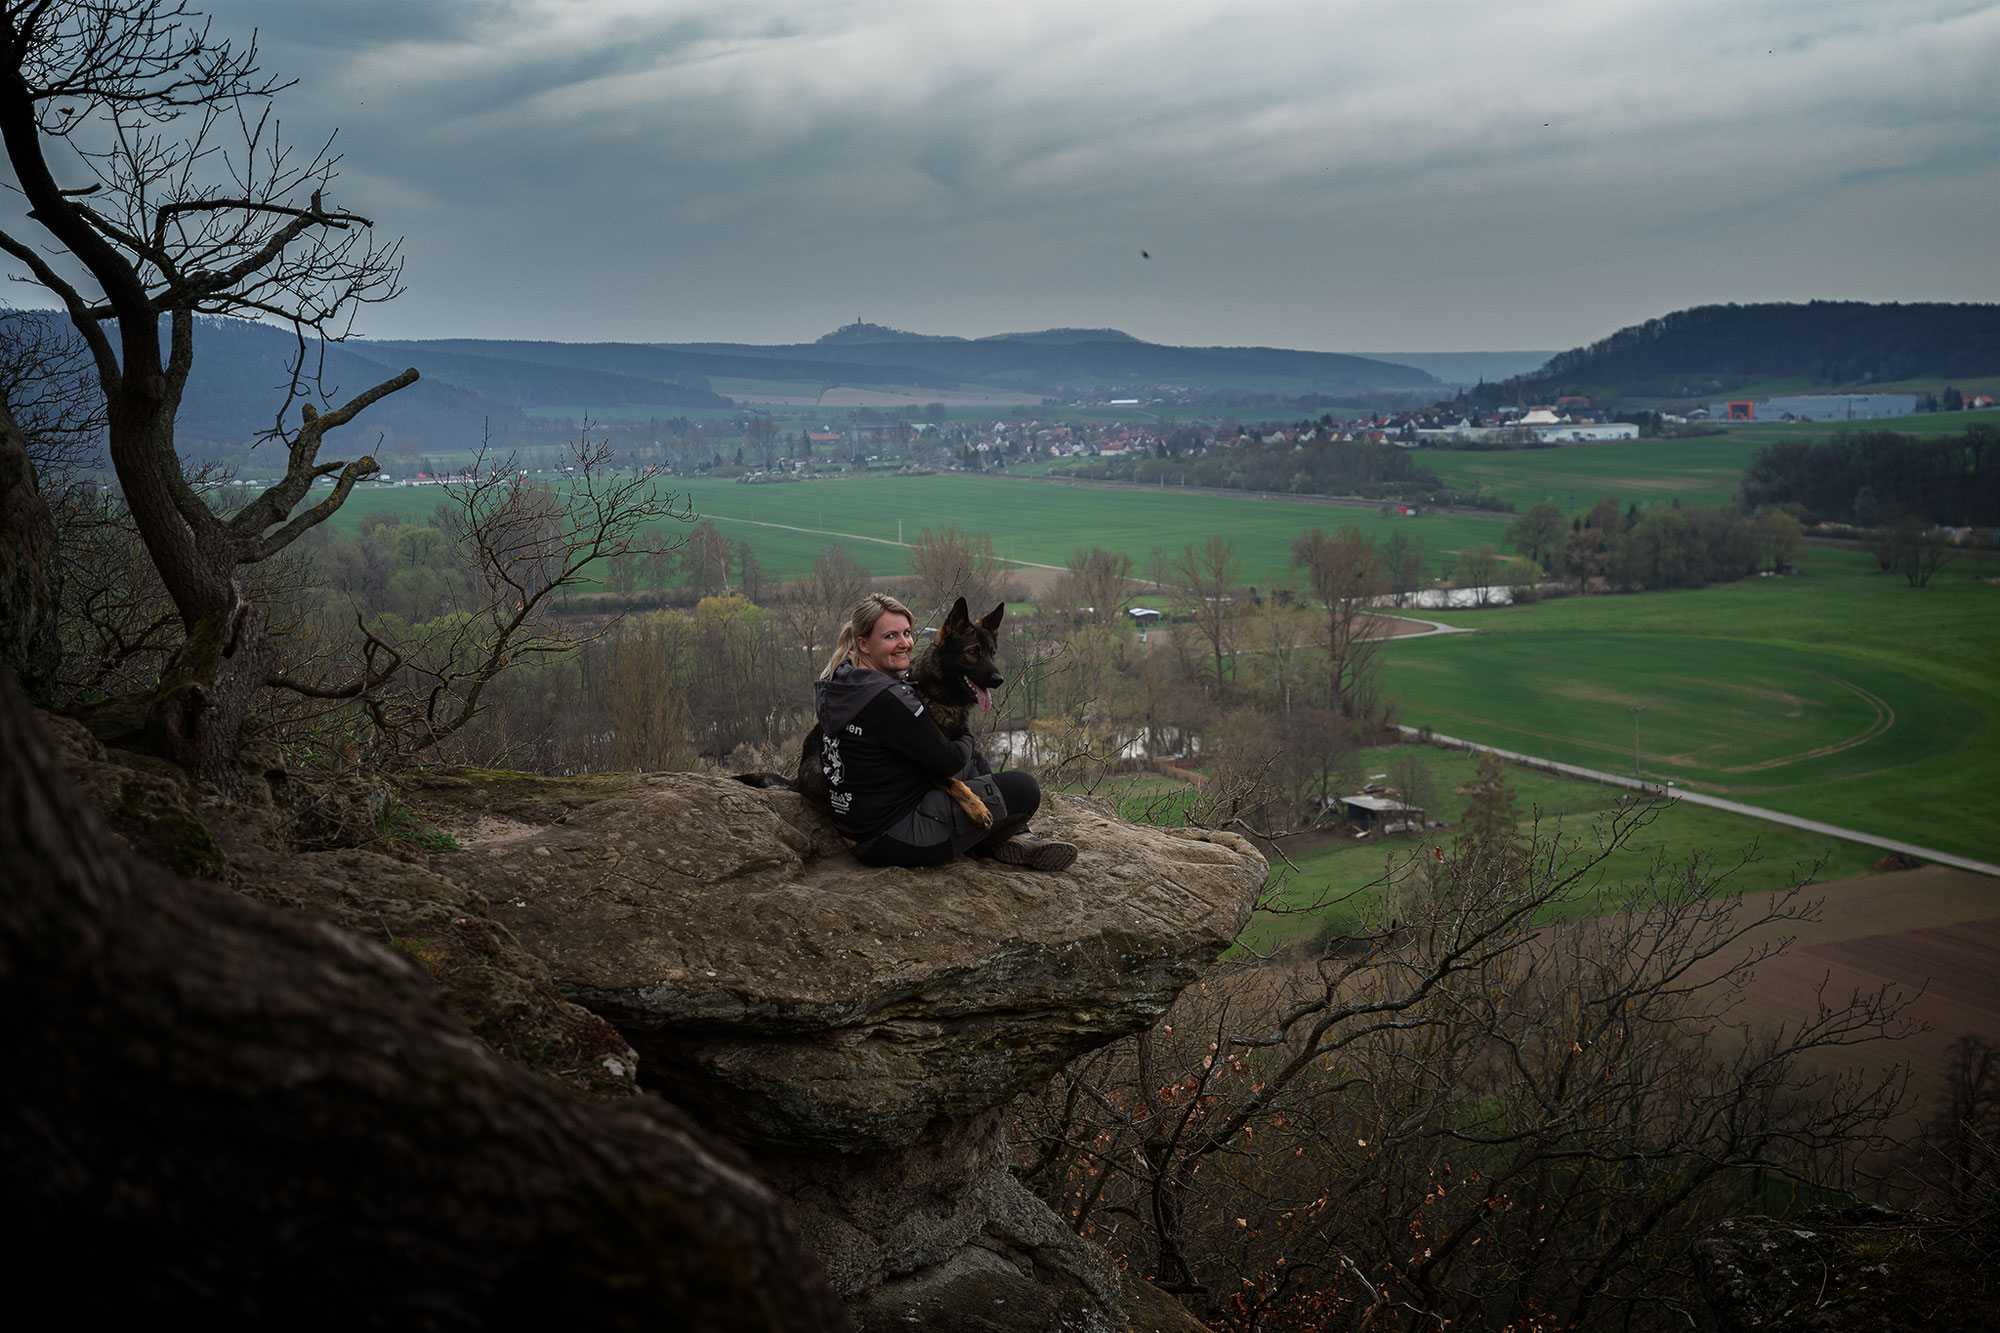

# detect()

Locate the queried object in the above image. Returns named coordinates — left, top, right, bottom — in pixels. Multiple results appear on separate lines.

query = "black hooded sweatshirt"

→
left=813, top=663, right=978, bottom=842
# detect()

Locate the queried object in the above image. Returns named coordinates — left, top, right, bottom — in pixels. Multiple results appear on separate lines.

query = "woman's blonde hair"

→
left=820, top=591, right=916, bottom=679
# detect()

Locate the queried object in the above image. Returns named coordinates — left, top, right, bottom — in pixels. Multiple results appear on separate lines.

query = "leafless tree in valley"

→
left=1016, top=809, right=1916, bottom=1330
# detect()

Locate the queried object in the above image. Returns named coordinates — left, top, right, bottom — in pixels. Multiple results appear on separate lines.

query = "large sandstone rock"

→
left=410, top=770, right=1265, bottom=1153
left=409, top=767, right=1263, bottom=1330
left=43, top=732, right=1257, bottom=1331
left=43, top=713, right=643, bottom=1100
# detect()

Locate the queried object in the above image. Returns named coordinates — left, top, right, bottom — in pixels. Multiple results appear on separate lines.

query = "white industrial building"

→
left=1705, top=393, right=1917, bottom=422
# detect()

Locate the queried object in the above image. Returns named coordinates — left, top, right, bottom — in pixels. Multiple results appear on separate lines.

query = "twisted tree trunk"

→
left=0, top=670, right=845, bottom=1330
left=0, top=399, right=57, bottom=700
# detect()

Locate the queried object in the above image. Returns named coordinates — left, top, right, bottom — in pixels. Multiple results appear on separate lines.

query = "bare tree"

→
left=1503, top=501, right=1564, bottom=573
left=1168, top=536, right=1239, bottom=700
left=1380, top=530, right=1426, bottom=607
left=905, top=524, right=1005, bottom=623
left=0, top=310, right=104, bottom=482
left=780, top=543, right=870, bottom=676
left=289, top=432, right=683, bottom=761
left=606, top=613, right=698, bottom=772
left=1015, top=810, right=1915, bottom=1331
left=1290, top=526, right=1385, bottom=722
left=680, top=519, right=734, bottom=598
left=1046, top=546, right=1135, bottom=628
left=0, top=1, right=414, bottom=784
left=746, top=416, right=779, bottom=469
left=1454, top=544, right=1503, bottom=606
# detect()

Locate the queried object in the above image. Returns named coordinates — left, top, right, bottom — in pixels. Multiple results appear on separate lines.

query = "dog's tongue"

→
left=973, top=682, right=993, bottom=712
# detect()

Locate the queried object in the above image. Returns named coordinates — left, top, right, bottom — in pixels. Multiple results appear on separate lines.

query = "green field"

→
left=680, top=476, right=1522, bottom=583
left=1211, top=744, right=1885, bottom=954
left=1375, top=550, right=1999, bottom=861
left=1421, top=437, right=1763, bottom=510
left=318, top=472, right=1514, bottom=585
left=1421, top=409, right=2000, bottom=511
left=520, top=403, right=749, bottom=422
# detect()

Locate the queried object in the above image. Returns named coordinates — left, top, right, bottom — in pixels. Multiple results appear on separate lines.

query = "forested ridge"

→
left=1486, top=301, right=2000, bottom=399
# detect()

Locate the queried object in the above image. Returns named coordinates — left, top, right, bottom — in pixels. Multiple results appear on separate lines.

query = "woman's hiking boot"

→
left=989, top=832, right=1077, bottom=872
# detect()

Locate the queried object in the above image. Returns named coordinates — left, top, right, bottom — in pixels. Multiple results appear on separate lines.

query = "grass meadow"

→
left=321, top=472, right=1515, bottom=586
left=1210, top=743, right=1884, bottom=954
left=1418, top=408, right=2000, bottom=511
left=1375, top=548, right=1999, bottom=861
left=1420, top=437, right=1765, bottom=510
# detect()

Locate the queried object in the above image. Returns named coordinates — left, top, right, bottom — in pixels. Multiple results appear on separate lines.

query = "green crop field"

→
left=1418, top=410, right=2000, bottom=512
left=311, top=482, right=470, bottom=532
left=1218, top=744, right=1884, bottom=954
left=1420, top=437, right=1764, bottom=510
left=312, top=471, right=1515, bottom=589
left=521, top=402, right=748, bottom=422
left=646, top=474, right=1509, bottom=583
left=1375, top=549, right=2000, bottom=861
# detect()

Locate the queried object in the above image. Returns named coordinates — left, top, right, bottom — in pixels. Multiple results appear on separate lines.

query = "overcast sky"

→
left=141, top=1, right=2000, bottom=350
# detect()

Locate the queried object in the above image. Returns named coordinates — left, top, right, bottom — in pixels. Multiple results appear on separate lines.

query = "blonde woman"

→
left=811, top=593, right=1075, bottom=871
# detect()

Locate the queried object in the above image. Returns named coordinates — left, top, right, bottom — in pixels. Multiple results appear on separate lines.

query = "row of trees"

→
left=1069, top=435, right=1447, bottom=501
left=1502, top=496, right=1803, bottom=592
left=1739, top=426, right=1999, bottom=528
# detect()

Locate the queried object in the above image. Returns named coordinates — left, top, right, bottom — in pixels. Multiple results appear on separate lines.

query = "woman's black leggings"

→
left=853, top=769, right=1041, bottom=869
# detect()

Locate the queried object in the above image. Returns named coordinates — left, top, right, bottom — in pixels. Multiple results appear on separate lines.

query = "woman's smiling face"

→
left=855, top=612, right=915, bottom=674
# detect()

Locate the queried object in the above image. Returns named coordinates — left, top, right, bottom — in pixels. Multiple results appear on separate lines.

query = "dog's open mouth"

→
left=968, top=678, right=994, bottom=711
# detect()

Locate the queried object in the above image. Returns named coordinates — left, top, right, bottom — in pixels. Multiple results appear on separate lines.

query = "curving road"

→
left=1400, top=725, right=2000, bottom=880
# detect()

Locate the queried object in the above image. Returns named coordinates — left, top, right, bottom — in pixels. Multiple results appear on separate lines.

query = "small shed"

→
left=1336, top=794, right=1425, bottom=836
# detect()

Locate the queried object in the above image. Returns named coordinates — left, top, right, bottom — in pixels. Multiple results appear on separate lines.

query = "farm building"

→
left=1534, top=422, right=1639, bottom=443
left=1336, top=794, right=1425, bottom=836
left=1705, top=394, right=1917, bottom=422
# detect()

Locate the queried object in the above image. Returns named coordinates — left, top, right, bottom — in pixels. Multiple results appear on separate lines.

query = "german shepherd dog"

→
left=795, top=597, right=1005, bottom=827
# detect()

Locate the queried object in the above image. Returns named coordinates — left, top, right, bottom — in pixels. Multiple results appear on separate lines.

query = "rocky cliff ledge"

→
left=44, top=720, right=1265, bottom=1332
left=406, top=770, right=1266, bottom=1330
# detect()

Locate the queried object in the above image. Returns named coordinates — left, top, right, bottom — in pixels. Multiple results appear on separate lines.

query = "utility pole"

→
left=1625, top=705, right=1649, bottom=783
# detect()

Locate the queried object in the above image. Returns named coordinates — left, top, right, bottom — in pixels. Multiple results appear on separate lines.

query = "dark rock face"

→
left=43, top=714, right=642, bottom=1102
left=1693, top=1207, right=1999, bottom=1332
left=45, top=711, right=228, bottom=878
left=28, top=725, right=1259, bottom=1330
left=407, top=768, right=1264, bottom=1330
left=0, top=675, right=844, bottom=1329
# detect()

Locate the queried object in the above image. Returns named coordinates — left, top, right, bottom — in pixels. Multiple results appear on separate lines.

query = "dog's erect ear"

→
left=978, top=602, right=1005, bottom=635
left=940, top=597, right=970, bottom=637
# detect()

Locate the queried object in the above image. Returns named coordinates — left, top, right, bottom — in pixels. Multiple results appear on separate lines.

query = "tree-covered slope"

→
left=1492, top=302, right=2000, bottom=400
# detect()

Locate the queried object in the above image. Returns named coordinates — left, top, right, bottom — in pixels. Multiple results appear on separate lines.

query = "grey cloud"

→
left=12, top=0, right=1988, bottom=352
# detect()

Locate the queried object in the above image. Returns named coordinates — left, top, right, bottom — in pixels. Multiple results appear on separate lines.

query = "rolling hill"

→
left=1474, top=301, right=2000, bottom=404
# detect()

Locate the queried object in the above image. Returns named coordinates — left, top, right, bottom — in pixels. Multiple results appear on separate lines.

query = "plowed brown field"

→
left=1693, top=865, right=2000, bottom=1128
